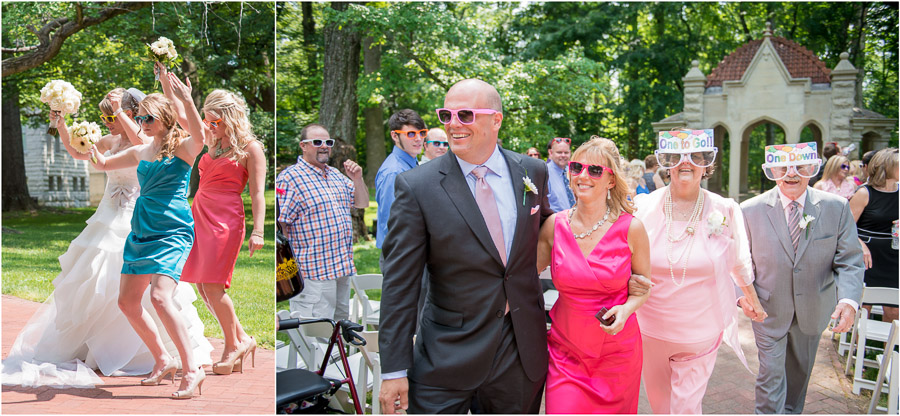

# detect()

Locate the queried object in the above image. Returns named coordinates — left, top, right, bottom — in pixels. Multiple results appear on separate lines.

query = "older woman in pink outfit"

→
left=634, top=130, right=767, bottom=414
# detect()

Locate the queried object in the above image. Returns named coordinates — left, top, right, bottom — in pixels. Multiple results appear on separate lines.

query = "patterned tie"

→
left=562, top=168, right=575, bottom=207
left=788, top=201, right=801, bottom=252
left=472, top=166, right=507, bottom=265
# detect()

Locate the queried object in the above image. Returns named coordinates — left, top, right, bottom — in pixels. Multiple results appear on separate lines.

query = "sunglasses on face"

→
left=552, top=137, right=571, bottom=145
left=204, top=118, right=223, bottom=129
left=840, top=164, right=850, bottom=171
left=763, top=163, right=821, bottom=181
left=133, top=115, right=157, bottom=125
left=100, top=114, right=117, bottom=123
left=568, top=161, right=613, bottom=179
left=655, top=149, right=718, bottom=169
left=426, top=140, right=449, bottom=148
left=393, top=129, right=428, bottom=140
left=302, top=138, right=335, bottom=148
left=435, top=108, right=498, bottom=125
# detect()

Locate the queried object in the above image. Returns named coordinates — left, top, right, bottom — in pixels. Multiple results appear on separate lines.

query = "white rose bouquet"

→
left=143, top=36, right=179, bottom=88
left=69, top=120, right=102, bottom=163
left=40, top=80, right=82, bottom=136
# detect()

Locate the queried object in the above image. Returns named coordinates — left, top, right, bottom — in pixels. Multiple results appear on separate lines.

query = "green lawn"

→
left=2, top=190, right=276, bottom=349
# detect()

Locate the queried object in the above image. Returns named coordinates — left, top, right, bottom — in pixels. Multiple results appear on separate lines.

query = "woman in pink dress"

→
left=634, top=130, right=767, bottom=413
left=537, top=136, right=651, bottom=414
left=814, top=155, right=856, bottom=199
left=167, top=73, right=267, bottom=376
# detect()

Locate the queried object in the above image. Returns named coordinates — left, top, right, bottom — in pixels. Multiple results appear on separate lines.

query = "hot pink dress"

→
left=545, top=211, right=642, bottom=414
left=181, top=153, right=249, bottom=288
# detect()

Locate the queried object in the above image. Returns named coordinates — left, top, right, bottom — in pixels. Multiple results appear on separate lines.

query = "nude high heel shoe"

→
left=212, top=340, right=250, bottom=375
left=171, top=368, right=206, bottom=399
left=141, top=360, right=178, bottom=386
left=232, top=337, right=257, bottom=374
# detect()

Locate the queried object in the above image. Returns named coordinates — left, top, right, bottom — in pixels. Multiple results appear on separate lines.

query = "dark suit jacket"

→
left=379, top=148, right=553, bottom=390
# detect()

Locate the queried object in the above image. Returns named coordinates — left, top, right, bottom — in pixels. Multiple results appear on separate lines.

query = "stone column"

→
left=682, top=60, right=707, bottom=129
left=830, top=52, right=858, bottom=150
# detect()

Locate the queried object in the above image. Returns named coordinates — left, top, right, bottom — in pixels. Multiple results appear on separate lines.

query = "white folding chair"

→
left=868, top=320, right=899, bottom=414
left=350, top=274, right=383, bottom=329
left=846, top=287, right=899, bottom=394
left=543, top=290, right=559, bottom=312
left=353, top=330, right=381, bottom=415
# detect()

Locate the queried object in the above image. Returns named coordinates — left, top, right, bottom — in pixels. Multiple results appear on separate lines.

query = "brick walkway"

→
left=2, top=295, right=274, bottom=414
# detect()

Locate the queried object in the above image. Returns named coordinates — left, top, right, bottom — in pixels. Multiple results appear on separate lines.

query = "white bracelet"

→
left=113, top=108, right=124, bottom=116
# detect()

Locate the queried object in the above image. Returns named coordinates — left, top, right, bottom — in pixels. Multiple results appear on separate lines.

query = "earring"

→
left=607, top=190, right=612, bottom=201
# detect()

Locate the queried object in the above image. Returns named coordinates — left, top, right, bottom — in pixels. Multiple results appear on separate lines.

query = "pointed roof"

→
left=706, top=37, right=832, bottom=88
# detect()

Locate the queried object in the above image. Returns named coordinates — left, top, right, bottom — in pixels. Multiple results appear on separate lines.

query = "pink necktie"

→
left=472, top=166, right=507, bottom=266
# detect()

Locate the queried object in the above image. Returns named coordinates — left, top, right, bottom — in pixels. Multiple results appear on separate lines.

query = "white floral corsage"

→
left=707, top=210, right=728, bottom=237
left=798, top=214, right=815, bottom=238
left=522, top=173, right=538, bottom=206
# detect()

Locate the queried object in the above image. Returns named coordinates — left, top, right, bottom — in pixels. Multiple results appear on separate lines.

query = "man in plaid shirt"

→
left=276, top=123, right=369, bottom=320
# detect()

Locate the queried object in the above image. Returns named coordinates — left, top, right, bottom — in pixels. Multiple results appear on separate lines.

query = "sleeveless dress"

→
left=545, top=211, right=642, bottom=414
left=2, top=143, right=212, bottom=388
left=856, top=184, right=899, bottom=289
left=181, top=153, right=249, bottom=288
left=122, top=157, right=195, bottom=280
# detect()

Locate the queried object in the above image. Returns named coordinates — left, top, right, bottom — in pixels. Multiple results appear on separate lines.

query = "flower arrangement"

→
left=707, top=210, right=728, bottom=237
left=799, top=214, right=815, bottom=239
left=40, top=80, right=82, bottom=136
left=69, top=120, right=102, bottom=163
left=143, top=36, right=180, bottom=88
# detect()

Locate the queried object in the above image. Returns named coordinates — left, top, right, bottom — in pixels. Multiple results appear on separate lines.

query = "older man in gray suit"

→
left=739, top=142, right=864, bottom=414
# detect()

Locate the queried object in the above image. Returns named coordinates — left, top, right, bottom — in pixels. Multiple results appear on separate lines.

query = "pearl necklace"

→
left=663, top=189, right=704, bottom=286
left=568, top=204, right=611, bottom=239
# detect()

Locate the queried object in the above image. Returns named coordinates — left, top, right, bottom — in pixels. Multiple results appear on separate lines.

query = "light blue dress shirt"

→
left=546, top=160, right=573, bottom=212
left=375, top=146, right=419, bottom=249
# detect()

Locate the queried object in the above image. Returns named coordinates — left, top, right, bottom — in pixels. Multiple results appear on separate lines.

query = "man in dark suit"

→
left=378, top=79, right=553, bottom=413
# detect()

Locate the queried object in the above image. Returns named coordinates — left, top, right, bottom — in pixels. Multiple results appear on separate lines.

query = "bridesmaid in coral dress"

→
left=537, top=136, right=651, bottom=414
left=168, top=75, right=267, bottom=376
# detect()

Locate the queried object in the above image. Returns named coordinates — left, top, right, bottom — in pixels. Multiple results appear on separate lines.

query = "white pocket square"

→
left=530, top=205, right=540, bottom=215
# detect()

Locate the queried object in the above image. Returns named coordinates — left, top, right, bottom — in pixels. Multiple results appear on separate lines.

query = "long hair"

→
left=570, top=136, right=634, bottom=215
left=202, top=90, right=259, bottom=161
left=866, top=148, right=899, bottom=188
left=821, top=155, right=850, bottom=183
left=138, top=93, right=188, bottom=161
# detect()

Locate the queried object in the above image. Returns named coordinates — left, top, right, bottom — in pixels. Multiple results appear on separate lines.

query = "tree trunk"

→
left=2, top=82, right=37, bottom=212
left=852, top=2, right=868, bottom=107
left=362, top=36, right=386, bottom=187
left=302, top=2, right=317, bottom=73
left=320, top=2, right=366, bottom=242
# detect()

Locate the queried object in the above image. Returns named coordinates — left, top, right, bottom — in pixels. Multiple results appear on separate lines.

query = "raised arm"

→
left=156, top=62, right=191, bottom=131
left=245, top=141, right=267, bottom=257
left=344, top=160, right=369, bottom=209
left=107, top=93, right=149, bottom=146
left=168, top=73, right=206, bottom=160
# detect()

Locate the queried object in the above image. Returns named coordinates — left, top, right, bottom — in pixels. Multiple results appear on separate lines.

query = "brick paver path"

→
left=2, top=295, right=274, bottom=414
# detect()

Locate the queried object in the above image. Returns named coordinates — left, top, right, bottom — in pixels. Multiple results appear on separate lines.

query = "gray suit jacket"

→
left=740, top=187, right=864, bottom=338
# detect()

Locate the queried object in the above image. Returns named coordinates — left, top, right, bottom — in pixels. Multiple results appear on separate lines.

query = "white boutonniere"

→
left=522, top=172, right=538, bottom=206
left=798, top=215, right=815, bottom=239
left=707, top=210, right=728, bottom=237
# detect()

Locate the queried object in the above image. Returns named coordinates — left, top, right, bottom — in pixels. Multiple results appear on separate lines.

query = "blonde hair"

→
left=202, top=90, right=259, bottom=161
left=821, top=155, right=850, bottom=182
left=99, top=88, right=141, bottom=116
left=867, top=148, right=899, bottom=188
left=570, top=136, right=634, bottom=215
left=138, top=93, right=188, bottom=161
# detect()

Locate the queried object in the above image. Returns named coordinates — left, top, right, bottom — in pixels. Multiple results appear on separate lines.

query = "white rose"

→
left=50, top=97, right=63, bottom=111
left=707, top=210, right=728, bottom=237
left=167, top=49, right=177, bottom=60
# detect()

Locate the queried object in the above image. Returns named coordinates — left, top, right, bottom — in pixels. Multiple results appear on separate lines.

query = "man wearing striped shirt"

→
left=276, top=123, right=369, bottom=320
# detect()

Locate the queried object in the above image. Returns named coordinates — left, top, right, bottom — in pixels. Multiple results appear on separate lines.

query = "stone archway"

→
left=741, top=118, right=787, bottom=195
left=800, top=121, right=824, bottom=153
left=861, top=131, right=881, bottom=154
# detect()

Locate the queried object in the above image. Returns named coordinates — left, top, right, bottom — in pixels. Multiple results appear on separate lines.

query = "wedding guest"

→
left=168, top=69, right=266, bottom=376
left=537, top=136, right=651, bottom=413
left=526, top=147, right=542, bottom=160
left=742, top=142, right=863, bottom=413
left=420, top=128, right=448, bottom=164
left=814, top=155, right=856, bottom=199
left=810, top=141, right=841, bottom=186
left=625, top=158, right=649, bottom=197
left=634, top=129, right=766, bottom=414
left=276, top=124, right=368, bottom=321
left=850, top=148, right=899, bottom=323
left=644, top=154, right=659, bottom=193
left=547, top=137, right=575, bottom=212
left=376, top=109, right=425, bottom=251
left=90, top=90, right=209, bottom=399
left=849, top=160, right=866, bottom=186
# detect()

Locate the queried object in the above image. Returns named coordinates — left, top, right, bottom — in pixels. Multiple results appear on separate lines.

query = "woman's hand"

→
left=49, top=110, right=62, bottom=124
left=248, top=232, right=264, bottom=257
left=154, top=61, right=168, bottom=79
left=598, top=304, right=633, bottom=336
left=739, top=296, right=768, bottom=322
left=860, top=240, right=872, bottom=269
left=169, top=73, right=192, bottom=103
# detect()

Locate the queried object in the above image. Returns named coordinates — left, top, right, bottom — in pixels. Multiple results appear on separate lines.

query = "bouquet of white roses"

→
left=143, top=36, right=179, bottom=88
left=69, top=120, right=102, bottom=163
left=40, top=80, right=82, bottom=136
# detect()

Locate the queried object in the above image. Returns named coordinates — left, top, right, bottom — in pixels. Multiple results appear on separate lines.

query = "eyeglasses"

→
left=568, top=161, right=613, bottom=178
left=100, top=114, right=117, bottom=123
left=426, top=140, right=449, bottom=148
left=655, top=149, right=718, bottom=169
left=840, top=163, right=850, bottom=171
left=134, top=115, right=157, bottom=125
left=435, top=108, right=498, bottom=125
left=302, top=138, right=335, bottom=148
left=551, top=137, right=571, bottom=144
left=204, top=118, right=222, bottom=129
left=763, top=163, right=821, bottom=181
left=393, top=129, right=428, bottom=140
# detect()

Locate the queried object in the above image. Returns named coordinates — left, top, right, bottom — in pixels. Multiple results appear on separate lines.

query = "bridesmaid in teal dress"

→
left=91, top=83, right=208, bottom=399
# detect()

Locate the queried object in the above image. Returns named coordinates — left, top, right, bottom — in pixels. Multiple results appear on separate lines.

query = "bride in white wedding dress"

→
left=1, top=88, right=212, bottom=388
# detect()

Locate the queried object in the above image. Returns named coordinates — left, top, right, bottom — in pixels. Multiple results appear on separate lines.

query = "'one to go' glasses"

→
left=435, top=108, right=498, bottom=125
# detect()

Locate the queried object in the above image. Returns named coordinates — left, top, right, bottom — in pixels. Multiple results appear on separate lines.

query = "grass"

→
left=2, top=189, right=277, bottom=349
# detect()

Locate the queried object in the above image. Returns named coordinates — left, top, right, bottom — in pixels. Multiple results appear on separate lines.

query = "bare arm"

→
left=168, top=73, right=207, bottom=161
left=110, top=94, right=153, bottom=146
left=345, top=160, right=369, bottom=208
left=848, top=187, right=872, bottom=269
left=245, top=141, right=267, bottom=257
left=91, top=144, right=142, bottom=171
left=536, top=213, right=557, bottom=272
left=601, top=217, right=651, bottom=335
left=156, top=62, right=191, bottom=131
left=51, top=111, right=89, bottom=160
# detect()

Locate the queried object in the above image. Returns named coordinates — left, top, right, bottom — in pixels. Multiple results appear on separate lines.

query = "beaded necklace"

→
left=663, top=189, right=704, bottom=286
left=568, top=204, right=611, bottom=240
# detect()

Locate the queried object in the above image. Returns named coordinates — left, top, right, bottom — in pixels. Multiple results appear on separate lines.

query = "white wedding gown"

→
left=1, top=141, right=214, bottom=388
